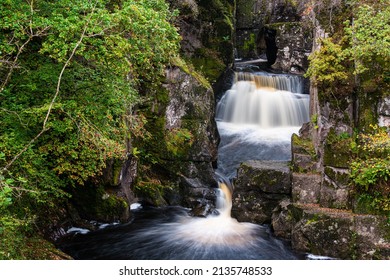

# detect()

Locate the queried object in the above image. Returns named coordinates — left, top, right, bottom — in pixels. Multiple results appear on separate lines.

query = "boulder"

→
left=232, top=160, right=291, bottom=223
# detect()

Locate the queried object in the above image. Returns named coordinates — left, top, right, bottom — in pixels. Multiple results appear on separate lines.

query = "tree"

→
left=305, top=0, right=390, bottom=86
left=0, top=0, right=180, bottom=259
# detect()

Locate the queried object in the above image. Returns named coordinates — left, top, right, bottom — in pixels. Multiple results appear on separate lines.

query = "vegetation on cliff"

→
left=304, top=0, right=389, bottom=220
left=0, top=0, right=180, bottom=259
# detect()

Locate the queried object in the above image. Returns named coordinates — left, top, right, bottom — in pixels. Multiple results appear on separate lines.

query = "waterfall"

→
left=215, top=71, right=310, bottom=178
left=216, top=72, right=309, bottom=128
left=58, top=181, right=299, bottom=259
left=57, top=70, right=309, bottom=260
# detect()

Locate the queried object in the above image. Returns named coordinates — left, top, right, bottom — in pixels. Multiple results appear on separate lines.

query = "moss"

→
left=324, top=166, right=350, bottom=186
left=165, top=128, right=194, bottom=157
left=348, top=231, right=359, bottom=260
left=243, top=33, right=256, bottom=52
left=171, top=56, right=212, bottom=89
left=7, top=236, right=72, bottom=260
left=304, top=211, right=325, bottom=226
left=111, top=159, right=123, bottom=186
left=70, top=184, right=129, bottom=222
left=323, top=128, right=353, bottom=168
left=292, top=133, right=316, bottom=158
left=353, top=193, right=390, bottom=218
left=191, top=54, right=225, bottom=85
left=134, top=180, right=170, bottom=207
left=357, top=90, right=380, bottom=131
left=195, top=0, right=235, bottom=74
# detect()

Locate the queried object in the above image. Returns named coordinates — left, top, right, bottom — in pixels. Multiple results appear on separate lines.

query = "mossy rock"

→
left=324, top=166, right=350, bottom=187
left=235, top=160, right=292, bottom=194
left=352, top=193, right=390, bottom=218
left=70, top=184, right=129, bottom=223
left=291, top=133, right=316, bottom=157
left=133, top=181, right=170, bottom=207
left=323, top=128, right=353, bottom=168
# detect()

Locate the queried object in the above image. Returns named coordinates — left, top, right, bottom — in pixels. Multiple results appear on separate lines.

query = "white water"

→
left=60, top=181, right=298, bottom=259
left=216, top=71, right=310, bottom=178
left=162, top=182, right=260, bottom=247
left=59, top=71, right=309, bottom=260
left=216, top=72, right=309, bottom=127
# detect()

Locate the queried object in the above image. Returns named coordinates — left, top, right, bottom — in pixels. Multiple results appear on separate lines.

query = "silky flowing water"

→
left=58, top=71, right=310, bottom=260
left=216, top=72, right=309, bottom=178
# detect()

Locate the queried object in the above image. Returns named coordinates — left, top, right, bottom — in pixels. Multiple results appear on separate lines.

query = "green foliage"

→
left=350, top=126, right=390, bottom=189
left=351, top=159, right=390, bottom=191
left=304, top=37, right=349, bottom=84
left=344, top=1, right=390, bottom=75
left=0, top=0, right=180, bottom=259
left=305, top=0, right=390, bottom=86
left=134, top=177, right=173, bottom=206
left=350, top=125, right=390, bottom=216
left=310, top=114, right=319, bottom=129
left=0, top=215, right=34, bottom=260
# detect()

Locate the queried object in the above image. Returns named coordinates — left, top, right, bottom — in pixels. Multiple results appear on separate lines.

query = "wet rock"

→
left=232, top=160, right=291, bottom=224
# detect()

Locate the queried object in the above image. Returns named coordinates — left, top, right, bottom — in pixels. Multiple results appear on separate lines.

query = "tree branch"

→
left=2, top=1, right=98, bottom=172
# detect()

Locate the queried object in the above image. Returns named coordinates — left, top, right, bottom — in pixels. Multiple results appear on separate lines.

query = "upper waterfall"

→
left=216, top=72, right=309, bottom=128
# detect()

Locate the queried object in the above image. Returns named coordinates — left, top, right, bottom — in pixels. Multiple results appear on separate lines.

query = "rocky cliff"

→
left=231, top=0, right=389, bottom=259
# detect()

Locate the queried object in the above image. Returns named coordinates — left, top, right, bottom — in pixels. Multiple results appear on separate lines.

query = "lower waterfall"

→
left=58, top=180, right=298, bottom=259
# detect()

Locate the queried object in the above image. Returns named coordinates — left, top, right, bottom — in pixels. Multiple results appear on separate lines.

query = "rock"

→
left=272, top=203, right=390, bottom=259
left=292, top=173, right=321, bottom=204
left=165, top=67, right=219, bottom=162
left=169, top=0, right=235, bottom=83
left=291, top=133, right=318, bottom=173
left=267, top=22, right=312, bottom=73
left=132, top=66, right=220, bottom=214
left=235, top=160, right=292, bottom=194
left=291, top=207, right=356, bottom=259
left=232, top=160, right=291, bottom=223
left=235, top=0, right=313, bottom=73
left=378, top=96, right=390, bottom=127
left=319, top=175, right=351, bottom=209
left=271, top=199, right=298, bottom=239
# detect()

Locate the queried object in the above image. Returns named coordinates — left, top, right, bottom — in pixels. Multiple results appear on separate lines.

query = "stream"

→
left=57, top=71, right=312, bottom=260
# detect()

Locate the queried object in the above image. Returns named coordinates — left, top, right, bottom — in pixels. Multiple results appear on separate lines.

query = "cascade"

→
left=216, top=71, right=310, bottom=178
left=57, top=71, right=309, bottom=260
left=216, top=72, right=309, bottom=127
left=58, top=181, right=298, bottom=259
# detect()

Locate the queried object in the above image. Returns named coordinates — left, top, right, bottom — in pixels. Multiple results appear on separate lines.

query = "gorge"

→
left=0, top=0, right=388, bottom=260
left=57, top=0, right=389, bottom=260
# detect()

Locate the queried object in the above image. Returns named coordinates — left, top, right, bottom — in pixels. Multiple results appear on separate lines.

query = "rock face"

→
left=232, top=160, right=291, bottom=224
left=272, top=203, right=390, bottom=259
left=162, top=66, right=220, bottom=214
left=168, top=0, right=235, bottom=84
left=68, top=1, right=236, bottom=223
left=270, top=1, right=390, bottom=259
left=235, top=0, right=312, bottom=74
left=267, top=22, right=312, bottom=73
left=378, top=96, right=390, bottom=127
